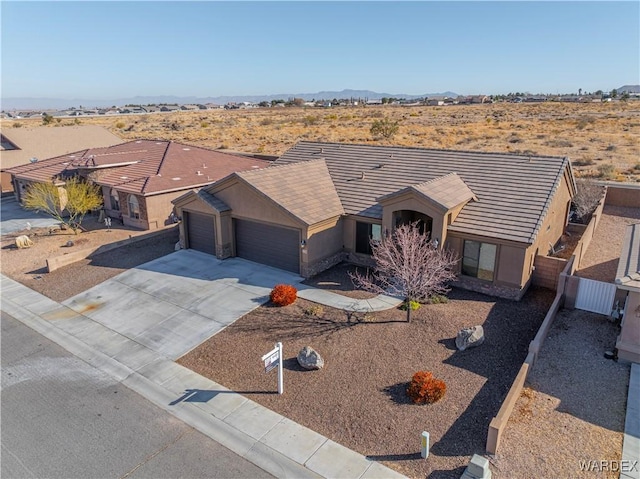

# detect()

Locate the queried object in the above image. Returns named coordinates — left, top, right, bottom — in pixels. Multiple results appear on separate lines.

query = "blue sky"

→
left=1, top=1, right=638, bottom=100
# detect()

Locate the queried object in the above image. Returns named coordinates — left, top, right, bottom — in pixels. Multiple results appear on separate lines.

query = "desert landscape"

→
left=4, top=101, right=640, bottom=181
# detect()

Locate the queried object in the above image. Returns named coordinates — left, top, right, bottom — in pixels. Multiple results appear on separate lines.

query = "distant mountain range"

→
left=3, top=86, right=637, bottom=111
left=618, top=84, right=640, bottom=93
left=1, top=89, right=459, bottom=110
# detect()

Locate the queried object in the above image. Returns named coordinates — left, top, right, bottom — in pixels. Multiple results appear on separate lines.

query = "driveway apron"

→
left=62, top=250, right=304, bottom=359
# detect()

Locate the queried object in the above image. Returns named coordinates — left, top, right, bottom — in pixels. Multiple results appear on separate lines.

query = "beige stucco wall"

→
left=447, top=232, right=528, bottom=289
left=617, top=290, right=640, bottom=363
left=145, top=192, right=180, bottom=230
left=496, top=245, right=527, bottom=287
left=307, top=217, right=344, bottom=263
left=212, top=180, right=301, bottom=229
left=524, top=170, right=573, bottom=281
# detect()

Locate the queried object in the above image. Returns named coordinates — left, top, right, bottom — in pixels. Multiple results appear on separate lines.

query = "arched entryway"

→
left=393, top=210, right=433, bottom=236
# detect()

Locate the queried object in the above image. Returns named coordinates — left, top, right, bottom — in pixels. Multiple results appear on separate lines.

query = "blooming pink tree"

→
left=350, top=222, right=459, bottom=322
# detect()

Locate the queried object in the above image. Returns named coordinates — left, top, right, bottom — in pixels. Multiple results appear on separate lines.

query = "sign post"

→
left=261, top=342, right=283, bottom=394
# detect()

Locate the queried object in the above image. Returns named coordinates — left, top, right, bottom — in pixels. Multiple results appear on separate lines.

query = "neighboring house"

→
left=160, top=105, right=181, bottom=112
left=0, top=125, right=122, bottom=193
left=615, top=223, right=640, bottom=363
left=7, top=140, right=271, bottom=230
left=173, top=141, right=577, bottom=300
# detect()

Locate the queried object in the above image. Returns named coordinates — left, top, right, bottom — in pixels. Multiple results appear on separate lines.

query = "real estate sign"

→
left=261, top=342, right=283, bottom=394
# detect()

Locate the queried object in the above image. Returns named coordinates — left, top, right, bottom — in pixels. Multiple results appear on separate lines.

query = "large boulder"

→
left=456, top=325, right=485, bottom=351
left=297, top=346, right=325, bottom=370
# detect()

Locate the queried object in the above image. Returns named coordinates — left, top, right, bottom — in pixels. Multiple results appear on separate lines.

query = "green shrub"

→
left=270, top=284, right=297, bottom=306
left=399, top=300, right=420, bottom=311
left=115, top=121, right=126, bottom=129
left=407, top=371, right=446, bottom=404
left=429, top=294, right=449, bottom=304
left=303, top=305, right=324, bottom=316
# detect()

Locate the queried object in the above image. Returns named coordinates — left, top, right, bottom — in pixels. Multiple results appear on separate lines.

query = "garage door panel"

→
left=186, top=211, right=216, bottom=255
left=235, top=219, right=299, bottom=273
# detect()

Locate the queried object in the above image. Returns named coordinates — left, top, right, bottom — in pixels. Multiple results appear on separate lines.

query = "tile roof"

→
left=378, top=173, right=477, bottom=211
left=0, top=125, right=122, bottom=170
left=616, top=223, right=640, bottom=290
left=7, top=140, right=271, bottom=196
left=275, top=141, right=574, bottom=244
left=232, top=159, right=344, bottom=226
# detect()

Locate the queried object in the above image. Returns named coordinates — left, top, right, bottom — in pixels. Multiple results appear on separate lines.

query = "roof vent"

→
left=375, top=163, right=385, bottom=169
left=136, top=140, right=142, bottom=144
left=207, top=176, right=211, bottom=181
left=182, top=148, right=190, bottom=151
left=120, top=176, right=128, bottom=179
left=202, top=163, right=207, bottom=168
left=361, top=172, right=366, bottom=180
left=172, top=177, right=181, bottom=181
left=196, top=171, right=203, bottom=176
left=251, top=165, right=260, bottom=168
left=29, top=157, right=38, bottom=163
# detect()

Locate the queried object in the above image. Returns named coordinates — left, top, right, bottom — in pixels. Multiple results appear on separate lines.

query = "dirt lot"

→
left=178, top=284, right=555, bottom=479
left=494, top=309, right=629, bottom=479
left=4, top=101, right=640, bottom=181
left=1, top=217, right=178, bottom=301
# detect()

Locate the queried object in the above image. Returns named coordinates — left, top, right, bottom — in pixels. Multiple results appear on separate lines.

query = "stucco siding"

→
left=213, top=181, right=301, bottom=228
left=145, top=192, right=180, bottom=229
left=496, top=245, right=527, bottom=287
left=307, top=217, right=343, bottom=263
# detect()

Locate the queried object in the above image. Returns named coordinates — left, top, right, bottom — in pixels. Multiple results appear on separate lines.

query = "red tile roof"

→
left=7, top=140, right=271, bottom=195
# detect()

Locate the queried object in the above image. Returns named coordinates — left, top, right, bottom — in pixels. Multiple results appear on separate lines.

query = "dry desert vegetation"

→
left=5, top=101, right=640, bottom=181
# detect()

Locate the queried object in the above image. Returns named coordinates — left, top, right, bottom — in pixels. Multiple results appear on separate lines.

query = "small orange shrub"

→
left=270, top=284, right=297, bottom=306
left=407, top=371, right=446, bottom=404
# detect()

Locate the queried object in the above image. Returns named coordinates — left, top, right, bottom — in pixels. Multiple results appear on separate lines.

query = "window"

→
left=128, top=194, right=140, bottom=219
left=110, top=189, right=120, bottom=211
left=462, top=240, right=497, bottom=281
left=355, top=222, right=382, bottom=255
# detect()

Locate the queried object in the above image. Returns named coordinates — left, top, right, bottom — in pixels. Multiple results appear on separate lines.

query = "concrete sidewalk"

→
left=621, top=363, right=640, bottom=479
left=1, top=274, right=406, bottom=479
left=297, top=286, right=403, bottom=312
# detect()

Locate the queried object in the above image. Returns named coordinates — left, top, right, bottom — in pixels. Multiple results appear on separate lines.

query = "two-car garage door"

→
left=235, top=219, right=300, bottom=273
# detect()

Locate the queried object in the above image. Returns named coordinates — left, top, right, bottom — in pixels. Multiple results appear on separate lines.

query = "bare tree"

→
left=350, top=223, right=459, bottom=322
left=23, top=177, right=103, bottom=234
left=572, top=179, right=604, bottom=223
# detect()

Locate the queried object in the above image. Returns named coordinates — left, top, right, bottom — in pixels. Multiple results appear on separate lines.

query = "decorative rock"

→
left=65, top=240, right=74, bottom=247
left=15, top=235, right=34, bottom=249
left=297, top=346, right=324, bottom=370
left=456, top=325, right=485, bottom=351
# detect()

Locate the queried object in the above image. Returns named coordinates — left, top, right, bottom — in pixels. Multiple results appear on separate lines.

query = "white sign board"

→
left=261, top=342, right=283, bottom=394
left=263, top=351, right=279, bottom=373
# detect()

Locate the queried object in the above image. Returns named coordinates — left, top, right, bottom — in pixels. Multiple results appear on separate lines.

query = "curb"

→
left=1, top=275, right=407, bottom=479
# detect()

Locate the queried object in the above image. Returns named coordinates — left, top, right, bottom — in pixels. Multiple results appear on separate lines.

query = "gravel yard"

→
left=2, top=209, right=631, bottom=479
left=1, top=217, right=178, bottom=301
left=575, top=205, right=640, bottom=282
left=178, top=286, right=555, bottom=479
left=494, top=309, right=629, bottom=479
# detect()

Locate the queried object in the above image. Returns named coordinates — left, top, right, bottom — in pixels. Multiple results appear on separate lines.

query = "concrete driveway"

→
left=62, top=250, right=304, bottom=358
left=1, top=195, right=61, bottom=235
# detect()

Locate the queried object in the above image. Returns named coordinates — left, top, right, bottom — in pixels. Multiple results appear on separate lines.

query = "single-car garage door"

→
left=235, top=219, right=300, bottom=273
left=185, top=211, right=216, bottom=255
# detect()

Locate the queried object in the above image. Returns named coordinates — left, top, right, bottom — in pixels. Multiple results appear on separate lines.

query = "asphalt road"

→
left=0, top=311, right=273, bottom=479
